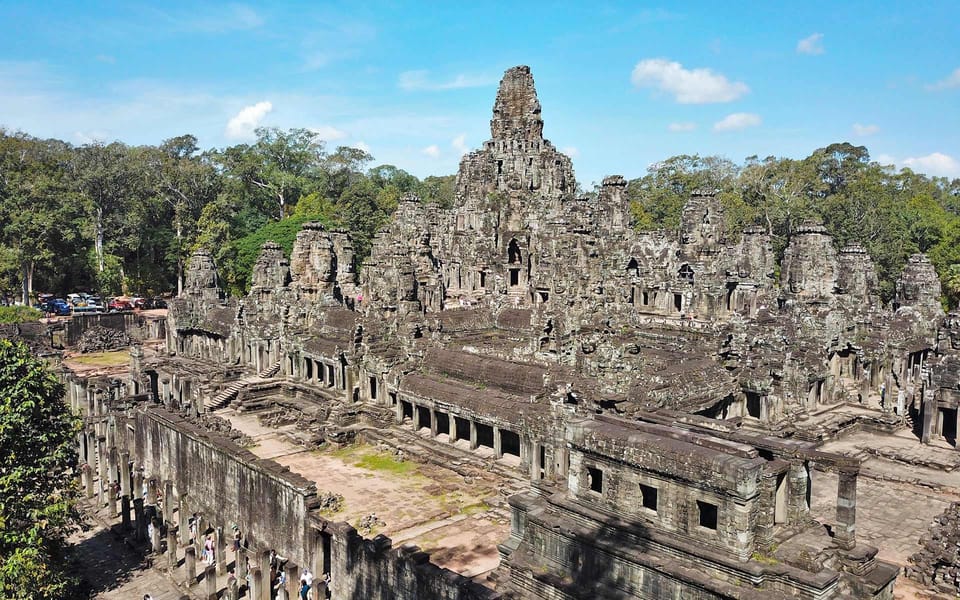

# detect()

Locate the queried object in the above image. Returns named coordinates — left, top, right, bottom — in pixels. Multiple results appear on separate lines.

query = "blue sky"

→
left=1, top=1, right=958, bottom=186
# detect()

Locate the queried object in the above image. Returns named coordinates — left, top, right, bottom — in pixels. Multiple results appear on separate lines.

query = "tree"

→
left=215, top=128, right=326, bottom=221
left=0, top=340, right=79, bottom=599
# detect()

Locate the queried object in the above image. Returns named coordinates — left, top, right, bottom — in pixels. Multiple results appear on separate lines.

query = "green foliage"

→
left=0, top=306, right=41, bottom=324
left=0, top=340, right=80, bottom=599
left=223, top=213, right=333, bottom=295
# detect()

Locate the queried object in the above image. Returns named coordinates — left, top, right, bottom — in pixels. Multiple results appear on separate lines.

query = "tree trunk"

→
left=95, top=206, right=105, bottom=272
left=20, top=260, right=34, bottom=306
left=176, top=220, right=183, bottom=296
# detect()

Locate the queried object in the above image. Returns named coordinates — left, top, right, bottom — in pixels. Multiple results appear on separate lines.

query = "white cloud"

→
left=852, top=123, right=880, bottom=136
left=631, top=58, right=749, bottom=104
left=874, top=153, right=897, bottom=165
left=561, top=146, right=580, bottom=158
left=352, top=141, right=370, bottom=153
left=225, top=101, right=272, bottom=140
left=713, top=112, right=762, bottom=132
left=399, top=70, right=495, bottom=91
left=796, top=33, right=825, bottom=55
left=421, top=144, right=440, bottom=158
left=903, top=152, right=960, bottom=178
left=668, top=122, right=697, bottom=132
left=309, top=125, right=347, bottom=141
left=925, top=67, right=960, bottom=91
left=451, top=134, right=468, bottom=155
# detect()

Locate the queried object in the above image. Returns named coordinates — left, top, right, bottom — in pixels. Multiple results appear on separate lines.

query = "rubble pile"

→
left=907, top=502, right=960, bottom=595
left=76, top=326, right=131, bottom=353
left=192, top=413, right=254, bottom=447
left=317, top=491, right=344, bottom=514
left=357, top=513, right=385, bottom=533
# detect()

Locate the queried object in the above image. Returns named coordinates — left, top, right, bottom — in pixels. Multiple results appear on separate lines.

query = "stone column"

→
left=204, top=564, right=217, bottom=600
left=215, top=526, right=227, bottom=575
left=259, top=550, right=272, bottom=600
left=430, top=410, right=438, bottom=437
left=107, top=448, right=119, bottom=514
left=184, top=546, right=197, bottom=585
left=167, top=529, right=179, bottom=570
left=835, top=466, right=858, bottom=550
left=81, top=463, right=94, bottom=499
left=921, top=391, right=937, bottom=444
left=449, top=419, right=459, bottom=443
left=133, top=498, right=146, bottom=541
left=413, top=404, right=421, bottom=430
left=150, top=517, right=162, bottom=553
left=493, top=426, right=503, bottom=458
left=133, top=470, right=144, bottom=501
left=469, top=420, right=478, bottom=450
left=284, top=562, right=299, bottom=600
left=163, top=480, right=175, bottom=524
left=226, top=575, right=239, bottom=600
left=236, top=547, right=248, bottom=581
left=97, top=439, right=110, bottom=506
left=146, top=477, right=158, bottom=507
left=179, top=495, right=191, bottom=545
left=249, top=567, right=264, bottom=600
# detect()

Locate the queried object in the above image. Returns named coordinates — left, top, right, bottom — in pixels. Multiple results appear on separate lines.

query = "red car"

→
left=108, top=298, right=134, bottom=312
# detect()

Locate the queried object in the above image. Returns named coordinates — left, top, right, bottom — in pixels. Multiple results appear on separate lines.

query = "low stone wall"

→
left=66, top=312, right=165, bottom=347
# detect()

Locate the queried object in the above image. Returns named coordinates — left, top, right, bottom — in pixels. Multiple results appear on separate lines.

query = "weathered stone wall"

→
left=65, top=312, right=165, bottom=347
left=134, top=406, right=318, bottom=567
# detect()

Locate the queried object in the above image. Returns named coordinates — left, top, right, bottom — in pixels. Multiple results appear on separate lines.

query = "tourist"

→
left=232, top=525, right=242, bottom=552
left=204, top=534, right=215, bottom=566
left=300, top=567, right=314, bottom=599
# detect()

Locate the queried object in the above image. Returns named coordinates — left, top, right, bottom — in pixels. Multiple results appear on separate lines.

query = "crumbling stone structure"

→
left=67, top=65, right=960, bottom=599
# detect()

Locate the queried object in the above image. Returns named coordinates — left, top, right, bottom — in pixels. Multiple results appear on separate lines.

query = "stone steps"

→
left=203, top=361, right=282, bottom=411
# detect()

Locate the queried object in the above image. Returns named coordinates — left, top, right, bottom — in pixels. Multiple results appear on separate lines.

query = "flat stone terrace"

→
left=217, top=407, right=513, bottom=580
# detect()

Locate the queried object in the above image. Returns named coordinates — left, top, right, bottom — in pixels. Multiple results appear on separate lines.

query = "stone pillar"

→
left=413, top=404, right=421, bottom=430
left=226, top=575, right=239, bottom=600
left=150, top=517, right=162, bottom=553
left=179, top=495, right=191, bottom=545
left=835, top=466, right=858, bottom=550
left=469, top=420, right=478, bottom=450
left=97, top=440, right=110, bottom=506
left=146, top=477, right=158, bottom=506
left=449, top=419, right=459, bottom=443
left=430, top=410, right=438, bottom=437
left=81, top=464, right=94, bottom=498
left=284, top=562, right=299, bottom=600
left=167, top=529, right=179, bottom=570
left=184, top=546, right=197, bottom=585
left=133, top=498, right=145, bottom=541
left=249, top=567, right=264, bottom=600
left=204, top=564, right=217, bottom=600
left=215, top=526, right=227, bottom=575
left=107, top=448, right=119, bottom=514
left=163, top=480, right=175, bottom=524
left=119, top=452, right=131, bottom=496
left=259, top=550, right=272, bottom=600
left=493, top=426, right=503, bottom=458
left=236, top=547, right=248, bottom=581
left=921, top=391, right=937, bottom=444
left=133, top=470, right=144, bottom=501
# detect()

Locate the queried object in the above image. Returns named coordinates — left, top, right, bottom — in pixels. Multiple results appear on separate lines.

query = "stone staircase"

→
left=203, top=361, right=282, bottom=411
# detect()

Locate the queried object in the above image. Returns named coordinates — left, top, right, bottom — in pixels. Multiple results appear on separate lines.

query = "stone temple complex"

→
left=56, top=66, right=960, bottom=599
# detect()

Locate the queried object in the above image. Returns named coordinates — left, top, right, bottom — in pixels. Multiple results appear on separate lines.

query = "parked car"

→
left=41, top=298, right=72, bottom=316
left=108, top=298, right=134, bottom=312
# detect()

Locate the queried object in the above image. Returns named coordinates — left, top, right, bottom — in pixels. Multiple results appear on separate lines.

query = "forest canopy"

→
left=1, top=129, right=958, bottom=307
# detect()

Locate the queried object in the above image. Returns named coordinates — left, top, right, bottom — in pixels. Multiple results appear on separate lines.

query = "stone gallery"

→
left=63, top=67, right=960, bottom=599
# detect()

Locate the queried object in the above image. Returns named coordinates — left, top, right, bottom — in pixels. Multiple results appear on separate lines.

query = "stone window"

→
left=673, top=293, right=682, bottom=313
left=697, top=500, right=718, bottom=530
left=369, top=376, right=378, bottom=400
left=639, top=483, right=658, bottom=512
left=510, top=269, right=520, bottom=287
left=587, top=466, right=603, bottom=494
left=679, top=264, right=695, bottom=283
